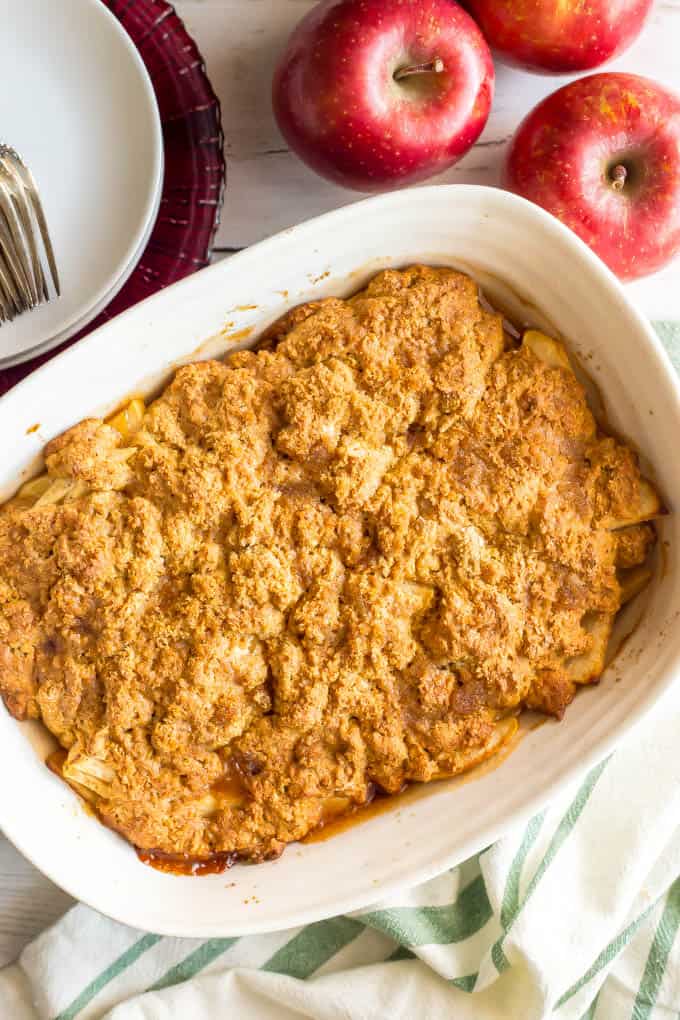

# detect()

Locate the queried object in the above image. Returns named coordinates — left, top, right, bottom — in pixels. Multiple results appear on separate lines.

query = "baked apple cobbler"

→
left=0, top=267, right=660, bottom=869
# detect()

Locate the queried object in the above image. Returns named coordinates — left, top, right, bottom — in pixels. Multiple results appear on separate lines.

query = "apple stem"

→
left=393, top=58, right=445, bottom=82
left=611, top=164, right=628, bottom=191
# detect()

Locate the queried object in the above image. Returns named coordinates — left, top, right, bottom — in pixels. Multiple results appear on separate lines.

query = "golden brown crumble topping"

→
left=0, top=267, right=659, bottom=863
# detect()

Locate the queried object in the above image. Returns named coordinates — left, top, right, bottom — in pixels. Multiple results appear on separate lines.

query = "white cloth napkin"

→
left=1, top=325, right=680, bottom=1020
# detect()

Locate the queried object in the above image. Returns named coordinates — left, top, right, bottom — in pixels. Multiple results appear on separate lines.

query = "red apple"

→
left=272, top=0, right=494, bottom=192
left=504, top=73, right=680, bottom=281
left=462, top=0, right=653, bottom=74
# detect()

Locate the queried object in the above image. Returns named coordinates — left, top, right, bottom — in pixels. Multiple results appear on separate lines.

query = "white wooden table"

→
left=1, top=0, right=679, bottom=969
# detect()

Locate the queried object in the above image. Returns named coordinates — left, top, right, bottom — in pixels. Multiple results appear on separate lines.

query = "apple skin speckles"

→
left=461, top=0, right=653, bottom=74
left=272, top=0, right=494, bottom=193
left=504, top=73, right=680, bottom=281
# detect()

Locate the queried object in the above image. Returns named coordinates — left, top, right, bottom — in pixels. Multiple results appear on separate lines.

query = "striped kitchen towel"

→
left=1, top=325, right=680, bottom=1020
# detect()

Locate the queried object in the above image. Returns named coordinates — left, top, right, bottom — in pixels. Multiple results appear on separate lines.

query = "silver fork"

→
left=0, top=145, right=59, bottom=324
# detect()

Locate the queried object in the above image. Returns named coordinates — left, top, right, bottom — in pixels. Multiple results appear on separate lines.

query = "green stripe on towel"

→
left=363, top=874, right=492, bottom=946
left=631, top=876, right=680, bottom=1020
left=500, top=812, right=546, bottom=930
left=491, top=759, right=609, bottom=973
left=261, top=917, right=364, bottom=979
left=148, top=938, right=239, bottom=992
left=556, top=903, right=656, bottom=1008
left=55, top=934, right=162, bottom=1020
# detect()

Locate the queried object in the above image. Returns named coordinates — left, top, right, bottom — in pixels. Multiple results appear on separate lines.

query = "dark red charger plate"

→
left=0, top=0, right=225, bottom=397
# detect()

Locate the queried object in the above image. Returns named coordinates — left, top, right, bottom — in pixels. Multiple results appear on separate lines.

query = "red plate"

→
left=0, top=0, right=225, bottom=396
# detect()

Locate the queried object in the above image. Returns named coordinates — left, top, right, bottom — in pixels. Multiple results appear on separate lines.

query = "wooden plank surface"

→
left=1, top=0, right=680, bottom=968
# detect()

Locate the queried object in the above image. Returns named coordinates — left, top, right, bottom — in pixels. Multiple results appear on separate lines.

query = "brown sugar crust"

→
left=0, top=267, right=656, bottom=862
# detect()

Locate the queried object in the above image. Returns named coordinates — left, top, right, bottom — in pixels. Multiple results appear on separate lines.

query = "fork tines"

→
left=0, top=145, right=60, bottom=324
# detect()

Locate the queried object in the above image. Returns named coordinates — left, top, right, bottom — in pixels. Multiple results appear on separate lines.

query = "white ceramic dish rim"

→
left=0, top=185, right=679, bottom=937
left=0, top=0, right=164, bottom=363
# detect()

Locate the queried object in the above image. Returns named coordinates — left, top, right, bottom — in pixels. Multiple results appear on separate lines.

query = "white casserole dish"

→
left=0, top=185, right=678, bottom=937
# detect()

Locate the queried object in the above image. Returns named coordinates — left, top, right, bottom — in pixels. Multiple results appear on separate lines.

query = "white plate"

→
left=0, top=195, right=159, bottom=369
left=0, top=186, right=679, bottom=937
left=0, top=0, right=163, bottom=363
